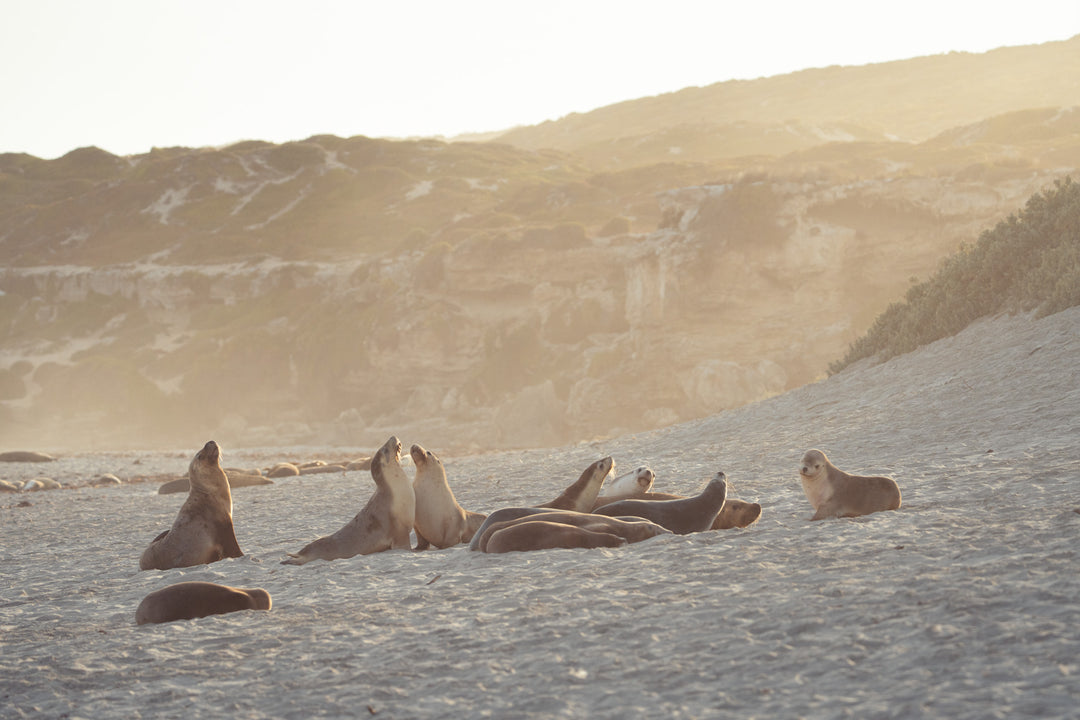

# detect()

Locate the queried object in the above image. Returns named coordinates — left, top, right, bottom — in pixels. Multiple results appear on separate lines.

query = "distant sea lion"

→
left=411, top=443, right=486, bottom=550
left=538, top=456, right=614, bottom=512
left=798, top=449, right=901, bottom=520
left=0, top=451, right=55, bottom=463
left=135, top=581, right=271, bottom=625
left=594, top=492, right=761, bottom=529
left=282, top=436, right=415, bottom=565
left=157, top=470, right=273, bottom=495
left=592, top=472, right=728, bottom=534
left=475, top=509, right=670, bottom=552
left=590, top=466, right=655, bottom=509
left=139, top=441, right=244, bottom=571
left=267, top=463, right=300, bottom=478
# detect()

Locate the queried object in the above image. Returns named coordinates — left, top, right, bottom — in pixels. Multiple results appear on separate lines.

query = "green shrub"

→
left=830, top=177, right=1080, bottom=374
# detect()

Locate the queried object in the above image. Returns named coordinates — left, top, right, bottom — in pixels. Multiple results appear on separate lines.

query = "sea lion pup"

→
left=592, top=472, right=728, bottom=534
left=590, top=466, right=655, bottom=509
left=475, top=510, right=670, bottom=552
left=798, top=449, right=901, bottom=520
left=485, top=520, right=628, bottom=554
left=537, top=456, right=614, bottom=512
left=282, top=436, right=415, bottom=565
left=139, top=441, right=244, bottom=571
left=135, top=581, right=271, bottom=625
left=594, top=492, right=761, bottom=530
left=411, top=443, right=486, bottom=550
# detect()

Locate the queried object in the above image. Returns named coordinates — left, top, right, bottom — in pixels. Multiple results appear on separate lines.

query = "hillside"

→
left=1, top=38, right=1079, bottom=452
left=496, top=35, right=1080, bottom=169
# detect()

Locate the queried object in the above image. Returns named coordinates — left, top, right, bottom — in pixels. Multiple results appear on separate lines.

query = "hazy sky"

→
left=3, top=1, right=1078, bottom=159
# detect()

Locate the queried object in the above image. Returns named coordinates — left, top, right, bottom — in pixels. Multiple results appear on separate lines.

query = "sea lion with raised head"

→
left=592, top=472, right=728, bottom=534
left=411, top=443, right=486, bottom=550
left=538, top=456, right=614, bottom=512
left=475, top=509, right=670, bottom=552
left=135, top=581, right=271, bottom=625
left=594, top=491, right=761, bottom=529
left=798, top=449, right=901, bottom=520
left=282, top=436, right=415, bottom=565
left=139, top=441, right=243, bottom=571
left=590, top=466, right=655, bottom=509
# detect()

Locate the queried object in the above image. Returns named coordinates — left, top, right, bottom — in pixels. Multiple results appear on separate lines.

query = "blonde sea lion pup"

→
left=139, top=441, right=243, bottom=571
left=798, top=449, right=901, bottom=520
left=538, top=456, right=614, bottom=512
left=590, top=466, right=655, bottom=509
left=282, top=436, right=415, bottom=565
left=411, top=443, right=486, bottom=550
left=135, top=581, right=271, bottom=625
left=485, top=520, right=628, bottom=553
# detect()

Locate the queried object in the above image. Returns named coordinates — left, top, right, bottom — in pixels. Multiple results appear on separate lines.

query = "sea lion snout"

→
left=199, top=441, right=220, bottom=463
left=410, top=444, right=428, bottom=465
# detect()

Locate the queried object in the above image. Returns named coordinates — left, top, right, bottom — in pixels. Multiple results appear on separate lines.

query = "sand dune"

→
left=2, top=307, right=1078, bottom=718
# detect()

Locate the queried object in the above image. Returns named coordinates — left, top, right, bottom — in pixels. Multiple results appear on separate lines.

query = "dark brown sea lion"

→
left=592, top=472, right=728, bottom=534
left=135, top=581, right=271, bottom=625
left=139, top=441, right=244, bottom=571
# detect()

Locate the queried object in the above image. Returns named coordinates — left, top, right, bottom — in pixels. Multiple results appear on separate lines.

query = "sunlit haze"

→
left=3, top=0, right=1078, bottom=159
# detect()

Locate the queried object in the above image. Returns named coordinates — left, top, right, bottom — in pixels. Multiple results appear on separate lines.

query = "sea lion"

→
left=590, top=466, right=655, bottom=509
left=538, top=456, right=614, bottom=512
left=798, top=449, right=901, bottom=520
left=594, top=492, right=761, bottom=529
left=592, top=472, right=728, bottom=534
left=135, top=581, right=271, bottom=625
left=468, top=507, right=563, bottom=551
left=282, top=436, right=415, bottom=565
left=139, top=441, right=243, bottom=571
left=411, top=443, right=486, bottom=550
left=475, top=510, right=670, bottom=552
left=157, top=470, right=273, bottom=495
left=0, top=451, right=55, bottom=463
left=484, top=520, right=628, bottom=553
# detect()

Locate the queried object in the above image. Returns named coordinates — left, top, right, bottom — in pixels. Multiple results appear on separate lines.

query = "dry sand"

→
left=2, top=307, right=1079, bottom=718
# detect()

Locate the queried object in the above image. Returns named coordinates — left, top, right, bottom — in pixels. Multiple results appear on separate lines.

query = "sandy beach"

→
left=2, top=306, right=1079, bottom=719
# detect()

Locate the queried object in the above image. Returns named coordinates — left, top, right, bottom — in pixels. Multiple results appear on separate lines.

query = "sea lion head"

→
left=192, top=440, right=221, bottom=469
left=633, top=466, right=655, bottom=492
left=799, top=449, right=828, bottom=479
left=410, top=443, right=438, bottom=469
left=378, top=436, right=403, bottom=464
left=598, top=456, right=615, bottom=479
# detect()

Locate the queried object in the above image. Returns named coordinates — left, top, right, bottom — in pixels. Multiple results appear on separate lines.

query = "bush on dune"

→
left=830, top=177, right=1080, bottom=374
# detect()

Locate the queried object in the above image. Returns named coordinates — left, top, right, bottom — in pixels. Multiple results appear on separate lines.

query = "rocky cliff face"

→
left=5, top=36, right=1080, bottom=451
left=1, top=125, right=1069, bottom=452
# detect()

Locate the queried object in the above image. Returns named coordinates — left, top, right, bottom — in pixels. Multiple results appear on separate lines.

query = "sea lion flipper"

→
left=219, top=525, right=244, bottom=559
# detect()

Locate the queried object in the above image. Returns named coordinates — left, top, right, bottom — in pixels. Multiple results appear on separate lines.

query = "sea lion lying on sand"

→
left=136, top=581, right=270, bottom=625
left=798, top=449, right=901, bottom=520
left=593, top=492, right=761, bottom=529
left=474, top=509, right=670, bottom=552
left=592, top=472, right=728, bottom=534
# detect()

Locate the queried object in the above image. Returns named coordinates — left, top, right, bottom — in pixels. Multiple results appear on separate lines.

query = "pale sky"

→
left=3, top=1, right=1078, bottom=159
